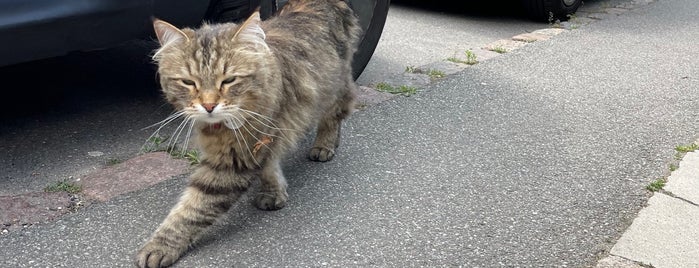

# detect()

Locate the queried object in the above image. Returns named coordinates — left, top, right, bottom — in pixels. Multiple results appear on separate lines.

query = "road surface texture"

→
left=1, top=0, right=698, bottom=267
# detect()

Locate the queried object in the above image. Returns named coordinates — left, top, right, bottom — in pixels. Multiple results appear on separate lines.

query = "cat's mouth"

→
left=195, top=114, right=244, bottom=130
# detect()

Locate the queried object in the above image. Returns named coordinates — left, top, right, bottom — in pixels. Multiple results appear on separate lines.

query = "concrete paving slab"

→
left=609, top=193, right=699, bottom=268
left=664, top=151, right=699, bottom=205
left=595, top=255, right=645, bottom=268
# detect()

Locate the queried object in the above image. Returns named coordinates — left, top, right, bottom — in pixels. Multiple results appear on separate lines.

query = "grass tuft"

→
left=375, top=82, right=418, bottom=96
left=45, top=179, right=82, bottom=194
left=171, top=149, right=200, bottom=165
left=646, top=178, right=666, bottom=192
left=675, top=143, right=699, bottom=153
left=427, top=69, right=446, bottom=79
left=491, top=46, right=508, bottom=54
left=405, top=65, right=416, bottom=73
left=447, top=50, right=478, bottom=65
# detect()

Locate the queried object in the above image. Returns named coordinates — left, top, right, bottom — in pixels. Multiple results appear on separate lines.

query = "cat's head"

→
left=151, top=12, right=277, bottom=129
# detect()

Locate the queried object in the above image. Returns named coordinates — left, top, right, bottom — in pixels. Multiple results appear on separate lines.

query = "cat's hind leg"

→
left=309, top=82, right=356, bottom=162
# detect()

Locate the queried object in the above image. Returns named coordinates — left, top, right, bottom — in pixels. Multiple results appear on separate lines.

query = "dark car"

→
left=522, top=0, right=582, bottom=22
left=0, top=0, right=390, bottom=79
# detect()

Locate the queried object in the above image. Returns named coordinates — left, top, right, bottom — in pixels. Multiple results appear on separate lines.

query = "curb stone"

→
left=0, top=192, right=77, bottom=234
left=80, top=151, right=191, bottom=202
left=359, top=0, right=659, bottom=103
left=0, top=152, right=190, bottom=235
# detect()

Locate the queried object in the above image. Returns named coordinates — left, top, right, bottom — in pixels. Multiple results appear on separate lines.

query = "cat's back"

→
left=261, top=0, right=360, bottom=59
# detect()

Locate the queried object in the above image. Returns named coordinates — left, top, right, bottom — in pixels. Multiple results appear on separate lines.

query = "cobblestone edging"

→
left=355, top=0, right=659, bottom=110
left=1, top=152, right=190, bottom=235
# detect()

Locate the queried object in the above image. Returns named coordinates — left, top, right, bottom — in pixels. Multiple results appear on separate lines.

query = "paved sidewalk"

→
left=596, top=148, right=699, bottom=268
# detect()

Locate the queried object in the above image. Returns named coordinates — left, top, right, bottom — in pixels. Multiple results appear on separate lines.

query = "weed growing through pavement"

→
left=405, top=65, right=416, bottom=73
left=106, top=158, right=123, bottom=166
left=446, top=57, right=462, bottom=64
left=142, top=134, right=200, bottom=165
left=646, top=178, right=666, bottom=192
left=171, top=149, right=201, bottom=165
left=669, top=163, right=678, bottom=172
left=491, top=46, right=508, bottom=54
left=427, top=69, right=446, bottom=79
left=464, top=50, right=478, bottom=64
left=44, top=179, right=82, bottom=194
left=675, top=143, right=699, bottom=153
left=375, top=82, right=417, bottom=96
left=142, top=135, right=167, bottom=153
left=674, top=142, right=698, bottom=160
left=447, top=50, right=479, bottom=65
left=647, top=142, right=698, bottom=192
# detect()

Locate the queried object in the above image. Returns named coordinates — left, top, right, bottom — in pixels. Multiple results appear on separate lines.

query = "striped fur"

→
left=137, top=1, right=360, bottom=267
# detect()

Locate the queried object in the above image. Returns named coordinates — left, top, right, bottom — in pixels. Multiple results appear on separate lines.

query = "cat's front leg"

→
left=135, top=163, right=251, bottom=268
left=255, top=157, right=288, bottom=210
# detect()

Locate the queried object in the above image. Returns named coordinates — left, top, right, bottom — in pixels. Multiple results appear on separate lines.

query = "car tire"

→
left=522, top=0, right=582, bottom=22
left=345, top=0, right=390, bottom=80
left=205, top=0, right=389, bottom=80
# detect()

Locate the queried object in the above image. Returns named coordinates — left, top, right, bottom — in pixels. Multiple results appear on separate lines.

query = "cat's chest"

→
left=197, top=125, right=271, bottom=168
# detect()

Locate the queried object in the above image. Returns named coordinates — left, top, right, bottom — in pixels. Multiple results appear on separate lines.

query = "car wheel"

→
left=345, top=0, right=390, bottom=79
left=205, top=0, right=390, bottom=80
left=522, top=0, right=582, bottom=22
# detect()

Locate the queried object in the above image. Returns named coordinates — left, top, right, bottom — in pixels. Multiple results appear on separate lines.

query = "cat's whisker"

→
left=181, top=118, right=195, bottom=155
left=239, top=114, right=281, bottom=138
left=238, top=108, right=280, bottom=124
left=141, top=111, right=189, bottom=153
left=142, top=110, right=186, bottom=131
left=238, top=109, right=298, bottom=146
left=142, top=110, right=187, bottom=148
left=169, top=115, right=193, bottom=153
left=227, top=118, right=260, bottom=167
left=239, top=109, right=298, bottom=134
left=238, top=118, right=280, bottom=159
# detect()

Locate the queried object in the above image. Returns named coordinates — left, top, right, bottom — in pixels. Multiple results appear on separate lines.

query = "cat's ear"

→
left=152, top=18, right=190, bottom=47
left=233, top=11, right=266, bottom=41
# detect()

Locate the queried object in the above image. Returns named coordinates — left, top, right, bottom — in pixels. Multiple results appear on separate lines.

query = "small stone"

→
left=88, top=151, right=104, bottom=157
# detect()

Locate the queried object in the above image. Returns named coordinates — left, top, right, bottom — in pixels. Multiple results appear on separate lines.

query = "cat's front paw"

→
left=309, top=147, right=335, bottom=162
left=135, top=240, right=184, bottom=268
left=255, top=190, right=288, bottom=211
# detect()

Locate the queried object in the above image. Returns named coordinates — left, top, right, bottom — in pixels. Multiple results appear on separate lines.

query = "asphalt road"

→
left=2, top=0, right=699, bottom=267
left=0, top=0, right=562, bottom=197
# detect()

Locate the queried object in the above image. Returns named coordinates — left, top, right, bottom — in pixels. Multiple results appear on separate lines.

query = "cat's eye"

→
left=180, top=79, right=196, bottom=86
left=222, top=77, right=236, bottom=85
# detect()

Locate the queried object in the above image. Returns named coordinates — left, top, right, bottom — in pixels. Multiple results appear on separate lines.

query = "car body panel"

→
left=0, top=0, right=209, bottom=66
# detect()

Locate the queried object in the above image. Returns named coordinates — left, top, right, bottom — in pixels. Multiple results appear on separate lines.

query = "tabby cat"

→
left=136, top=0, right=361, bottom=267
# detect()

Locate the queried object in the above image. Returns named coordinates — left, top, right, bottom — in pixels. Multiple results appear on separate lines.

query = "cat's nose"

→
left=202, top=103, right=217, bottom=113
